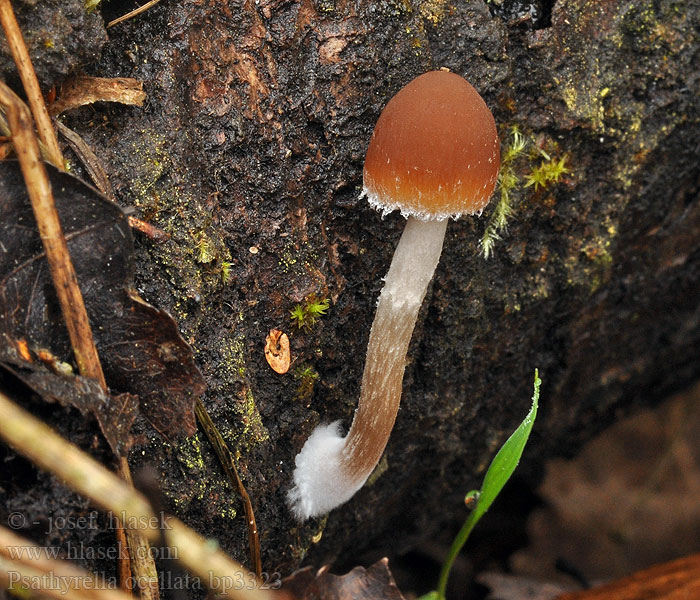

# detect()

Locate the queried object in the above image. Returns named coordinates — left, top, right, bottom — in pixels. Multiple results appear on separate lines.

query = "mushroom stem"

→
left=343, top=216, right=447, bottom=480
left=288, top=216, right=447, bottom=520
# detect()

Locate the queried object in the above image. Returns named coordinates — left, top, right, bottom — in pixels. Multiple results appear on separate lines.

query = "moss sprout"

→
left=220, top=261, right=232, bottom=284
left=294, top=364, right=319, bottom=401
left=525, top=153, right=570, bottom=191
left=481, top=127, right=526, bottom=259
left=290, top=294, right=330, bottom=331
left=481, top=126, right=570, bottom=259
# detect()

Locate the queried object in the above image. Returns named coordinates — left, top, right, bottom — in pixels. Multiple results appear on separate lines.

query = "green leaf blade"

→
left=473, top=369, right=540, bottom=522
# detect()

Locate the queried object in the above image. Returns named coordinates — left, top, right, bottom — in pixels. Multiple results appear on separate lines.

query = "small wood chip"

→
left=16, top=338, right=32, bottom=362
left=264, top=329, right=290, bottom=374
left=49, top=76, right=146, bottom=116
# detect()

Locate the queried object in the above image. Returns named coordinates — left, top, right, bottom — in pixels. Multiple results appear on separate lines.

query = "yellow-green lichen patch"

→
left=161, top=432, right=238, bottom=519
left=215, top=335, right=269, bottom=447
left=381, top=0, right=413, bottom=19
left=277, top=237, right=322, bottom=279
left=276, top=237, right=330, bottom=303
left=564, top=218, right=618, bottom=294
left=125, top=127, right=233, bottom=330
left=218, top=333, right=248, bottom=381
left=418, top=0, right=447, bottom=27
left=551, top=0, right=690, bottom=191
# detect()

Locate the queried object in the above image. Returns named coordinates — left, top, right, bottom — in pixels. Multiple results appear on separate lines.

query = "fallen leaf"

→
left=282, top=558, right=406, bottom=600
left=0, top=161, right=204, bottom=439
left=265, top=329, right=290, bottom=374
left=477, top=572, right=574, bottom=600
left=512, top=383, right=700, bottom=582
left=49, top=76, right=146, bottom=116
left=0, top=334, right=138, bottom=456
left=556, top=553, right=700, bottom=600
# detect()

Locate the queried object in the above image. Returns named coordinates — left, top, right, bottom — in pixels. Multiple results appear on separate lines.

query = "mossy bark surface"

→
left=1, top=0, right=699, bottom=580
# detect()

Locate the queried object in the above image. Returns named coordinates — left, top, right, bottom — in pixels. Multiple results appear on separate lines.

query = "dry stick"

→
left=0, top=107, right=50, bottom=161
left=194, top=400, right=262, bottom=579
left=117, top=458, right=160, bottom=600
left=0, top=83, right=107, bottom=389
left=0, top=391, right=274, bottom=600
left=107, top=0, right=162, bottom=28
left=0, top=0, right=62, bottom=168
left=0, top=83, right=155, bottom=598
left=0, top=556, right=103, bottom=600
left=0, top=527, right=134, bottom=600
left=0, top=566, right=54, bottom=600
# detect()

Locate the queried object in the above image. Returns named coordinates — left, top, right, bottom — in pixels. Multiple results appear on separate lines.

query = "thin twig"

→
left=195, top=399, right=262, bottom=579
left=117, top=457, right=159, bottom=600
left=107, top=0, right=163, bottom=28
left=0, top=0, right=63, bottom=168
left=0, top=527, right=134, bottom=600
left=0, top=105, right=51, bottom=162
left=0, top=83, right=154, bottom=597
left=0, top=83, right=106, bottom=388
left=0, top=391, right=274, bottom=600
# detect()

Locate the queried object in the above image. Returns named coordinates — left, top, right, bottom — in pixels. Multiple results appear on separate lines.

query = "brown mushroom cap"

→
left=363, top=70, right=500, bottom=220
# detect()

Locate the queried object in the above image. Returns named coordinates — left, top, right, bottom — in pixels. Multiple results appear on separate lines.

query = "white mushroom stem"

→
left=288, top=216, right=448, bottom=520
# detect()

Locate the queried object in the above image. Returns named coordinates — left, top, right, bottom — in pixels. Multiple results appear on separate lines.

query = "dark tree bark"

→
left=2, top=0, right=699, bottom=580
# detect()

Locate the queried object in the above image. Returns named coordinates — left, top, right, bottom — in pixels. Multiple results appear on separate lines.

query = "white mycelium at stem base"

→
left=288, top=217, right=447, bottom=520
left=288, top=70, right=500, bottom=521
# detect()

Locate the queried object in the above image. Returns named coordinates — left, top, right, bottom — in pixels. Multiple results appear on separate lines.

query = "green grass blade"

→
left=472, top=368, right=540, bottom=522
left=435, top=369, right=541, bottom=600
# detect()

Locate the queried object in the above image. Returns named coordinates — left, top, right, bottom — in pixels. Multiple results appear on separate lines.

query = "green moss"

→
left=481, top=127, right=527, bottom=259
left=220, top=261, right=233, bottom=284
left=481, top=127, right=571, bottom=259
left=294, top=364, right=319, bottom=402
left=524, top=155, right=570, bottom=191
left=195, top=232, right=216, bottom=264
left=290, top=294, right=330, bottom=331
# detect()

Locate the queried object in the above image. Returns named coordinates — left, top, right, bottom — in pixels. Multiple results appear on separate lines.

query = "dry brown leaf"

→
left=512, top=383, right=700, bottom=583
left=49, top=76, right=146, bottom=116
left=555, top=553, right=700, bottom=600
left=0, top=160, right=204, bottom=439
left=265, top=329, right=290, bottom=374
left=282, top=558, right=406, bottom=600
left=477, top=572, right=574, bottom=600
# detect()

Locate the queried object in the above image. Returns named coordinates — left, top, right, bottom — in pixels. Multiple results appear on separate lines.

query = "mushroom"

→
left=288, top=70, right=500, bottom=521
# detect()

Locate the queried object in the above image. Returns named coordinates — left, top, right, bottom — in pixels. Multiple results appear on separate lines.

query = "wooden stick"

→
left=195, top=399, right=262, bottom=578
left=117, top=457, right=159, bottom=600
left=107, top=0, right=162, bottom=28
left=0, top=83, right=146, bottom=596
left=0, top=392, right=275, bottom=600
left=0, top=82, right=106, bottom=388
left=0, top=527, right=133, bottom=600
left=0, top=0, right=63, bottom=168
